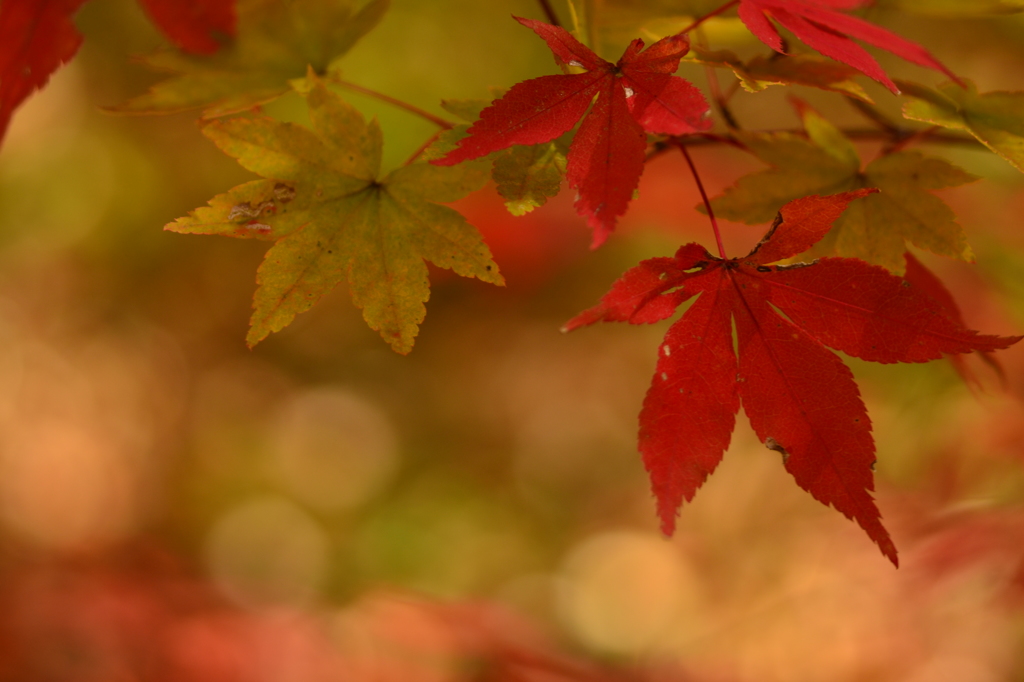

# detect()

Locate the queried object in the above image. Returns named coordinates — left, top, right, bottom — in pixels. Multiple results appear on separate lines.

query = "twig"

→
left=537, top=0, right=561, bottom=26
left=332, top=79, right=453, bottom=130
left=403, top=130, right=443, bottom=166
left=883, top=125, right=945, bottom=154
left=695, top=28, right=739, bottom=130
left=678, top=0, right=740, bottom=35
left=650, top=127, right=976, bottom=152
left=676, top=141, right=727, bottom=259
left=845, top=96, right=900, bottom=134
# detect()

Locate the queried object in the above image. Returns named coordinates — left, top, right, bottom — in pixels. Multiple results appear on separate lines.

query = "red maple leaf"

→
left=564, top=190, right=1021, bottom=565
left=432, top=16, right=711, bottom=248
left=136, top=0, right=236, bottom=55
left=737, top=0, right=960, bottom=94
left=0, top=0, right=236, bottom=147
left=0, top=0, right=88, bottom=144
left=903, top=251, right=1006, bottom=389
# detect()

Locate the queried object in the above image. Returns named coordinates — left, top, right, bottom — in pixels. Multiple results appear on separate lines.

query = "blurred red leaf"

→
left=433, top=16, right=710, bottom=248
left=737, top=0, right=960, bottom=93
left=0, top=546, right=702, bottom=682
left=0, top=0, right=236, bottom=149
left=0, top=0, right=88, bottom=144
left=903, top=251, right=1005, bottom=388
left=910, top=507, right=1024, bottom=602
left=136, top=0, right=236, bottom=54
left=565, top=191, right=1022, bottom=565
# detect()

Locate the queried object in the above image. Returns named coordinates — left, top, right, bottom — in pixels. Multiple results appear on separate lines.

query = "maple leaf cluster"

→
left=431, top=2, right=962, bottom=248
left=423, top=4, right=1017, bottom=560
left=4, top=0, right=1023, bottom=564
left=433, top=16, right=712, bottom=247
left=565, top=191, right=1020, bottom=565
left=0, top=0, right=235, bottom=143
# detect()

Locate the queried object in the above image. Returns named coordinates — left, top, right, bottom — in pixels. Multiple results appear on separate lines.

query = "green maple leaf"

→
left=168, top=77, right=503, bottom=353
left=708, top=102, right=976, bottom=273
left=492, top=139, right=568, bottom=216
left=111, top=0, right=388, bottom=118
left=422, top=98, right=490, bottom=161
left=688, top=46, right=871, bottom=102
left=426, top=97, right=568, bottom=217
left=901, top=79, right=1024, bottom=173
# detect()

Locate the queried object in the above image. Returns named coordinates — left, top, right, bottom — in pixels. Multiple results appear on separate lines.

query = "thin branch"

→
left=845, top=96, right=900, bottom=134
left=695, top=28, right=739, bottom=130
left=537, top=0, right=561, bottom=26
left=678, top=0, right=740, bottom=35
left=647, top=124, right=981, bottom=162
left=584, top=0, right=597, bottom=51
left=843, top=127, right=976, bottom=147
left=709, top=82, right=740, bottom=129
left=332, top=79, right=453, bottom=130
left=723, top=79, right=742, bottom=106
left=645, top=132, right=739, bottom=163
left=647, top=127, right=977, bottom=156
left=644, top=123, right=978, bottom=223
left=676, top=141, right=727, bottom=259
left=403, top=130, right=443, bottom=166
left=883, top=125, right=944, bottom=155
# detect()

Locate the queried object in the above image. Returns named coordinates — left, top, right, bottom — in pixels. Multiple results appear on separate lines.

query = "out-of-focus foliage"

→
left=1, top=0, right=1024, bottom=680
left=902, top=80, right=1024, bottom=173
left=708, top=100, right=977, bottom=273
left=688, top=46, right=873, bottom=101
left=110, top=0, right=388, bottom=117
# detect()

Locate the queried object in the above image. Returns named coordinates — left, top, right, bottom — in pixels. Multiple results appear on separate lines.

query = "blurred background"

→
left=3, top=0, right=1024, bottom=679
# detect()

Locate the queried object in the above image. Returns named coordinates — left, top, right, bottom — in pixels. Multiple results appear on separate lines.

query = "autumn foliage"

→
left=0, top=0, right=234, bottom=142
left=433, top=16, right=711, bottom=247
left=564, top=190, right=1018, bottom=564
left=735, top=0, right=960, bottom=93
left=3, top=0, right=1024, bottom=654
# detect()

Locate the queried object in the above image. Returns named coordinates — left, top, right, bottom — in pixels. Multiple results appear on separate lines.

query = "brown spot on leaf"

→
left=765, top=437, right=790, bottom=464
left=274, top=183, right=296, bottom=203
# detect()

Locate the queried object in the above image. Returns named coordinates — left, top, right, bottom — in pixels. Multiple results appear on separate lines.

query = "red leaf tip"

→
left=738, top=0, right=958, bottom=96
left=0, top=0, right=88, bottom=145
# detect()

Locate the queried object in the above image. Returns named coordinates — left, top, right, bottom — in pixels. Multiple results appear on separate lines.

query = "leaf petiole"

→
left=536, top=0, right=561, bottom=27
left=678, top=0, right=740, bottom=36
left=695, top=28, right=739, bottom=130
left=676, top=140, right=727, bottom=259
left=403, top=130, right=443, bottom=166
left=882, top=125, right=944, bottom=155
left=846, top=96, right=900, bottom=136
left=331, top=79, right=454, bottom=130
